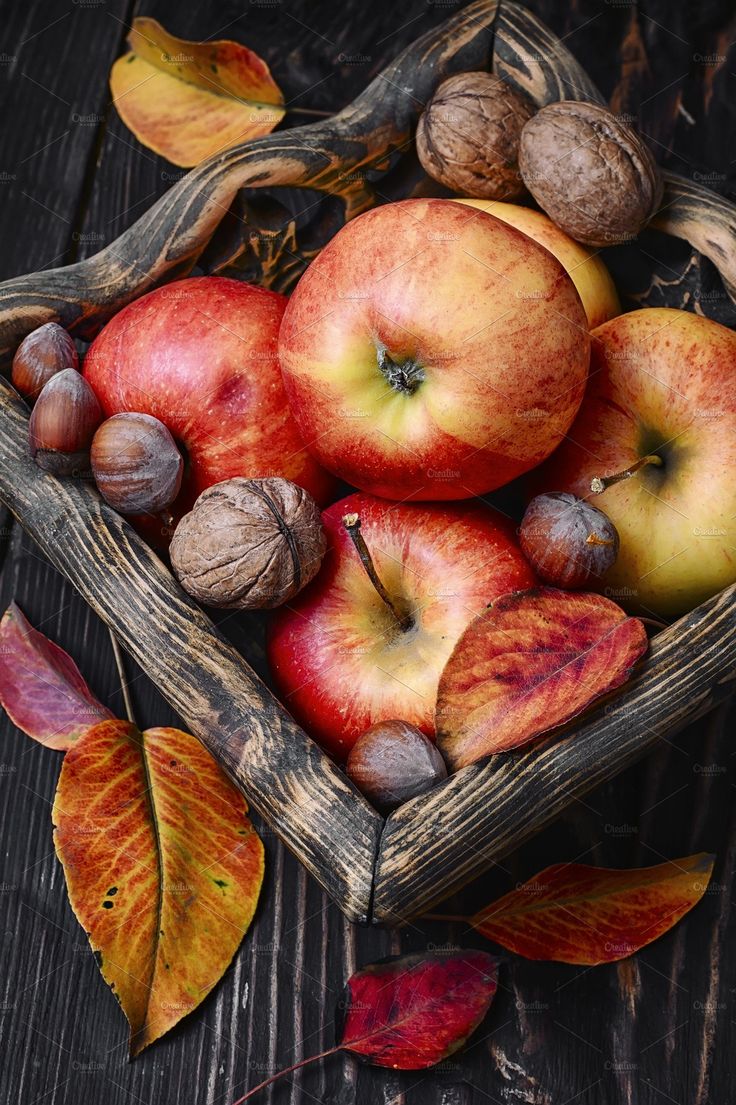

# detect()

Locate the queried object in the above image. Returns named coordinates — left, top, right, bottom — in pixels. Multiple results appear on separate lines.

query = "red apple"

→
left=84, top=276, right=336, bottom=542
left=278, top=198, right=590, bottom=501
left=267, top=491, right=536, bottom=760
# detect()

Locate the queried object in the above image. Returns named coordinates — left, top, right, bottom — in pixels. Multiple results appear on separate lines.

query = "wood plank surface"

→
left=1, top=2, right=735, bottom=1104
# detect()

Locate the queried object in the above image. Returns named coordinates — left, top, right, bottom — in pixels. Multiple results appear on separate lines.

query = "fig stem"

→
left=230, top=1045, right=340, bottom=1105
left=590, top=454, right=663, bottom=494
left=342, top=513, right=413, bottom=632
left=108, top=629, right=136, bottom=726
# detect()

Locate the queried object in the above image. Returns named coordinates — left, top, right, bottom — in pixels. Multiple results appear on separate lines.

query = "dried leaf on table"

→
left=109, top=17, right=285, bottom=167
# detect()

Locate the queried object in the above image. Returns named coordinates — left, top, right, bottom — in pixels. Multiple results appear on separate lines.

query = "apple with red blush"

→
left=84, top=276, right=336, bottom=542
left=267, top=491, right=535, bottom=760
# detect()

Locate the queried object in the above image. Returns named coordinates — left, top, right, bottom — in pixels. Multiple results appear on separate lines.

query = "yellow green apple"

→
left=533, top=307, right=736, bottom=618
left=455, top=199, right=620, bottom=329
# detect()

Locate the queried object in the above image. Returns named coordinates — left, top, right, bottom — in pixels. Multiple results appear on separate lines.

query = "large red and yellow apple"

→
left=267, top=492, right=535, bottom=759
left=534, top=308, right=736, bottom=617
left=84, top=276, right=336, bottom=540
left=278, top=198, right=590, bottom=501
left=455, top=199, right=621, bottom=329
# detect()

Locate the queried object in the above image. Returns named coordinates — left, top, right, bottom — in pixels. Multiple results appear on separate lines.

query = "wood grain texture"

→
left=2, top=2, right=736, bottom=1104
left=374, top=583, right=736, bottom=924
left=0, top=376, right=382, bottom=922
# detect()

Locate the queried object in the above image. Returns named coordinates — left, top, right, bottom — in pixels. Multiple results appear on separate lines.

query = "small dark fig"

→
left=12, top=322, right=79, bottom=402
left=90, top=412, right=184, bottom=515
left=520, top=492, right=619, bottom=588
left=346, top=719, right=448, bottom=812
left=28, top=369, right=103, bottom=477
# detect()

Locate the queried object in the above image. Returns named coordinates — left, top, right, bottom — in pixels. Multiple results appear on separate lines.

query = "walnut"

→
left=416, top=72, right=535, bottom=200
left=169, top=477, right=326, bottom=609
left=518, top=100, right=663, bottom=247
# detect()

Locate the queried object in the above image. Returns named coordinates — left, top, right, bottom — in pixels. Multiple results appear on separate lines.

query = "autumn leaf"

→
left=436, top=587, right=648, bottom=770
left=232, top=950, right=499, bottom=1103
left=109, top=18, right=285, bottom=167
left=0, top=602, right=113, bottom=749
left=54, top=719, right=264, bottom=1056
left=0, top=605, right=264, bottom=1056
left=454, top=855, right=715, bottom=965
left=338, top=950, right=499, bottom=1068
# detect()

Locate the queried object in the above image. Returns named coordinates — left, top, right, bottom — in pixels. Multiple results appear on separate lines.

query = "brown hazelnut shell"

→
left=520, top=492, right=619, bottom=589
left=346, top=720, right=448, bottom=812
left=12, top=322, right=79, bottom=402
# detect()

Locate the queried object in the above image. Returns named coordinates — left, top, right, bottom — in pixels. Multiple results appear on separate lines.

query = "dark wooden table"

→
left=1, top=2, right=735, bottom=1103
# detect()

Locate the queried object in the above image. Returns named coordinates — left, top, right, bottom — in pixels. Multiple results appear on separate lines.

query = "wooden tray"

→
left=0, top=0, right=734, bottom=925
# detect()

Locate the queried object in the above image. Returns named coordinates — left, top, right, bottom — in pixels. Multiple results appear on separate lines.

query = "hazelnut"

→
left=29, top=369, right=103, bottom=476
left=13, top=322, right=78, bottom=402
left=91, top=412, right=184, bottom=515
left=170, top=477, right=326, bottom=609
left=416, top=72, right=535, bottom=200
left=346, top=720, right=448, bottom=812
left=519, top=100, right=663, bottom=247
left=520, top=492, right=619, bottom=589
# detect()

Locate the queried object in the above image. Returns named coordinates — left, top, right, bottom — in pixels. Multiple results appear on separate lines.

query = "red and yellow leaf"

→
left=0, top=602, right=113, bottom=750
left=436, top=587, right=648, bottom=769
left=109, top=18, right=285, bottom=167
left=53, top=719, right=264, bottom=1055
left=339, top=951, right=499, bottom=1069
left=470, top=854, right=715, bottom=965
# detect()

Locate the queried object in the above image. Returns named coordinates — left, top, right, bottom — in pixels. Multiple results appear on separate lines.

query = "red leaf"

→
left=436, top=587, right=648, bottom=769
left=0, top=603, right=113, bottom=750
left=470, top=854, right=715, bottom=965
left=339, top=951, right=499, bottom=1069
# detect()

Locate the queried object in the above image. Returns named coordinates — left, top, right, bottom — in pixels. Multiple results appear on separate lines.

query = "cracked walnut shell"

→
left=416, top=72, right=535, bottom=200
left=519, top=100, right=663, bottom=247
left=170, top=477, right=326, bottom=609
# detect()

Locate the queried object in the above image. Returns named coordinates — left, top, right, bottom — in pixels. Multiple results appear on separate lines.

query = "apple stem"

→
left=590, top=453, right=663, bottom=495
left=342, top=513, right=413, bottom=632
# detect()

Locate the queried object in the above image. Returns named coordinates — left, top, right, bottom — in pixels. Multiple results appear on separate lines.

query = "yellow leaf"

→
left=53, top=720, right=264, bottom=1055
left=109, top=17, right=285, bottom=167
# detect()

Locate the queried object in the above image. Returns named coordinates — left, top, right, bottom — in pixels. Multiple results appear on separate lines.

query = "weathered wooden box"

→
left=0, top=0, right=734, bottom=924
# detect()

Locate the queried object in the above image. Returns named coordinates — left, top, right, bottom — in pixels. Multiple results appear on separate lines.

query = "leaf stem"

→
left=342, top=513, right=413, bottom=632
left=422, top=913, right=469, bottom=924
left=230, top=1046, right=341, bottom=1105
left=590, top=454, right=663, bottom=494
left=108, top=629, right=136, bottom=726
left=286, top=106, right=333, bottom=117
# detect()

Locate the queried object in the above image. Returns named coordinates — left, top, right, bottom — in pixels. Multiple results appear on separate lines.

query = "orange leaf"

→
left=109, top=18, right=285, bottom=167
left=53, top=719, right=264, bottom=1055
left=436, top=587, right=648, bottom=770
left=469, top=854, right=715, bottom=964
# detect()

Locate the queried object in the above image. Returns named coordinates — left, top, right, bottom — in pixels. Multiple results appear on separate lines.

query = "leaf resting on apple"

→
left=436, top=587, right=648, bottom=770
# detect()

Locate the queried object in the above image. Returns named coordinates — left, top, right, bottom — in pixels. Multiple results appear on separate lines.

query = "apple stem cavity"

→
left=590, top=453, right=663, bottom=494
left=377, top=346, right=425, bottom=395
left=342, top=513, right=414, bottom=632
